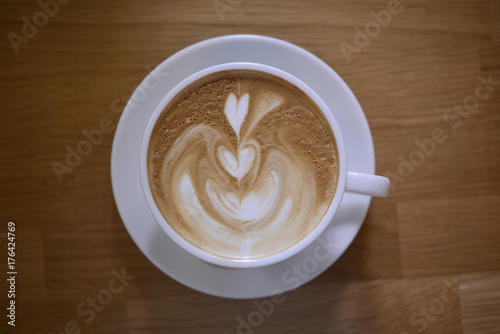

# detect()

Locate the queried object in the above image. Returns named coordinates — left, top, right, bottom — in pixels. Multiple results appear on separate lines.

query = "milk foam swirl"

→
left=149, top=71, right=338, bottom=260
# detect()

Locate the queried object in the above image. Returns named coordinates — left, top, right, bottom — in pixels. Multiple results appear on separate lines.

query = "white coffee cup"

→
left=139, top=62, right=390, bottom=268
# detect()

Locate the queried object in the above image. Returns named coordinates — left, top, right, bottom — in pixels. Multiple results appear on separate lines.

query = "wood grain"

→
left=459, top=272, right=500, bottom=334
left=1, top=0, right=499, bottom=333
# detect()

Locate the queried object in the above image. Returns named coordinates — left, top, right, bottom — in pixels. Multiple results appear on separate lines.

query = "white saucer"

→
left=111, top=35, right=375, bottom=299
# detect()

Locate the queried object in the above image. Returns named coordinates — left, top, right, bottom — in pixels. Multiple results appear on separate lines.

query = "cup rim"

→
left=139, top=62, right=347, bottom=268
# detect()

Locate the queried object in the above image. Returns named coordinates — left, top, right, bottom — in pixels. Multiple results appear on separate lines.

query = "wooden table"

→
left=1, top=0, right=499, bottom=333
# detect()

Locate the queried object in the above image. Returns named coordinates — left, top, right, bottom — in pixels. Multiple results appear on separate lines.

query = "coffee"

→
left=147, top=70, right=338, bottom=260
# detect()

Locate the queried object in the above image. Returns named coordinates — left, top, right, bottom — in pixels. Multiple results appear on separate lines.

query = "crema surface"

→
left=148, top=70, right=338, bottom=260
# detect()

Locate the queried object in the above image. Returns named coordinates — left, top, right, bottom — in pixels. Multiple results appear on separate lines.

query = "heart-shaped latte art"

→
left=206, top=170, right=278, bottom=226
left=217, top=145, right=256, bottom=181
left=224, top=92, right=249, bottom=141
left=172, top=93, right=285, bottom=227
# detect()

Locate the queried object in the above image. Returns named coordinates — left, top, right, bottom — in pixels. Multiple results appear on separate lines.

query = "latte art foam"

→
left=148, top=70, right=338, bottom=260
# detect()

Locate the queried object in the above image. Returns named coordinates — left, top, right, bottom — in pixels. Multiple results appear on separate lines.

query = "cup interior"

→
left=139, top=62, right=347, bottom=268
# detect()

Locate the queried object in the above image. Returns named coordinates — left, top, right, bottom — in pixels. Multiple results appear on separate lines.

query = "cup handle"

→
left=346, top=171, right=390, bottom=197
